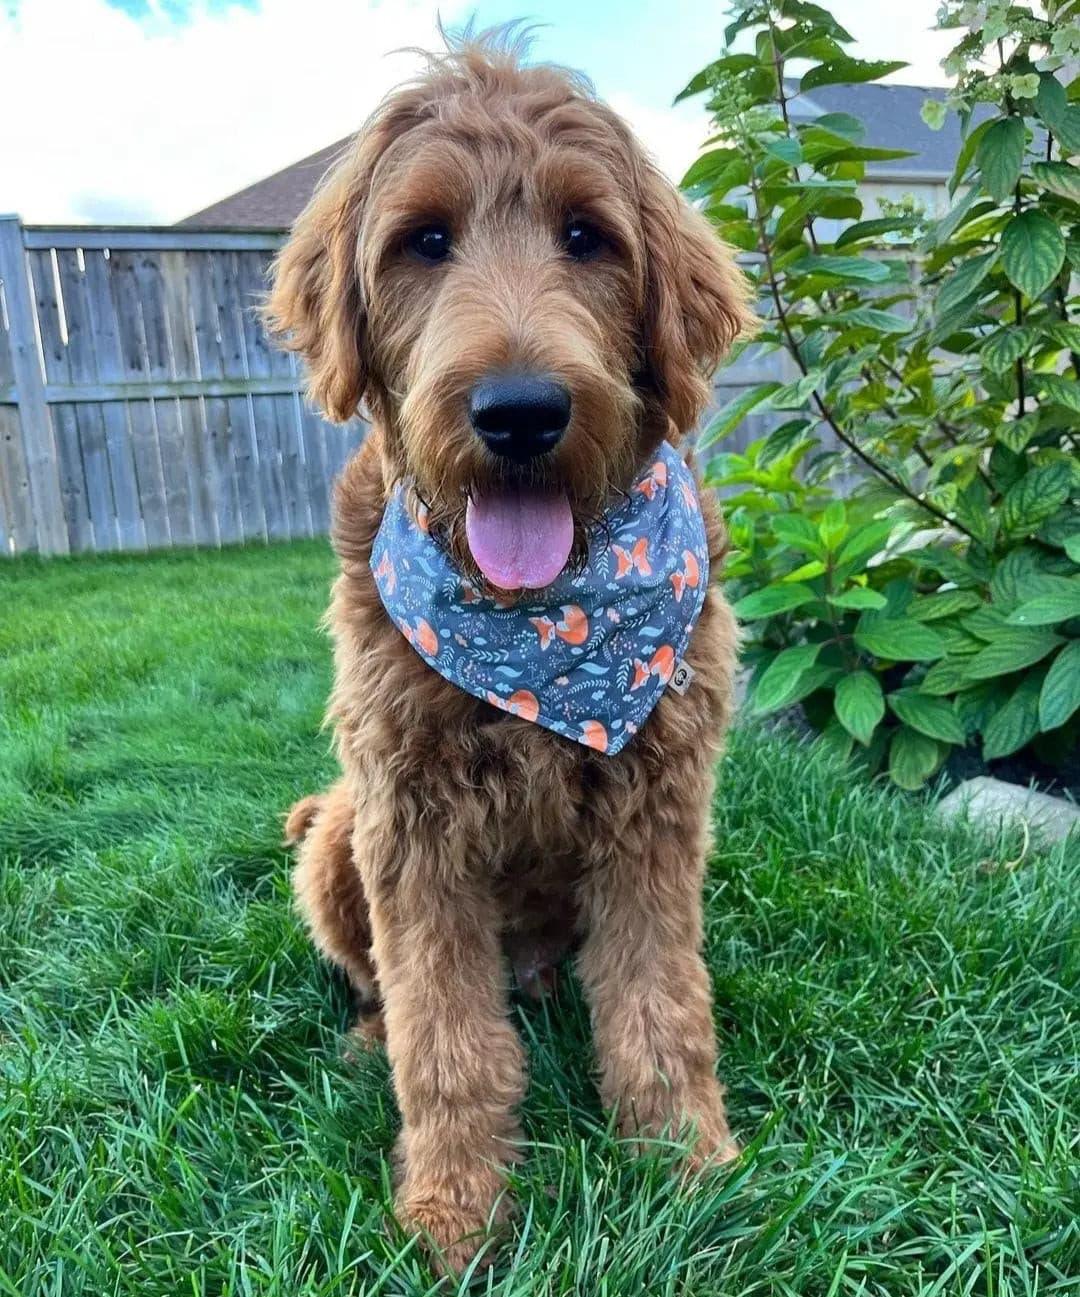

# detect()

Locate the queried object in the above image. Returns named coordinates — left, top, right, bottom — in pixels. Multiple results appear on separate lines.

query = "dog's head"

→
left=266, top=35, right=754, bottom=589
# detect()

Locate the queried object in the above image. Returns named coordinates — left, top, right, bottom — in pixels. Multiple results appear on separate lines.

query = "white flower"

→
left=921, top=98, right=949, bottom=130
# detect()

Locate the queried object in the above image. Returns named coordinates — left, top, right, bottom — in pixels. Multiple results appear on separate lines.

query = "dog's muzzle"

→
left=469, top=374, right=571, bottom=461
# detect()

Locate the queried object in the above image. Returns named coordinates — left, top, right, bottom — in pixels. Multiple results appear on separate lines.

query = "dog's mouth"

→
left=464, top=484, right=574, bottom=591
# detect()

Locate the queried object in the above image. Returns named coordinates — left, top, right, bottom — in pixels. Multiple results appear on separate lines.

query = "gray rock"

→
left=935, top=776, right=1080, bottom=848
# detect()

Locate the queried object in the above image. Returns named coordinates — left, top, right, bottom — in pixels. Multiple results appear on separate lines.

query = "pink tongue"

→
left=466, top=488, right=574, bottom=590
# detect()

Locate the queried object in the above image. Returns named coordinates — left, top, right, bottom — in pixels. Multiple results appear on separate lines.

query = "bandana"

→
left=370, top=439, right=709, bottom=755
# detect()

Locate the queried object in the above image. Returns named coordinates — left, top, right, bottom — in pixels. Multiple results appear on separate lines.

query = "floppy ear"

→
left=638, top=166, right=756, bottom=438
left=264, top=150, right=370, bottom=424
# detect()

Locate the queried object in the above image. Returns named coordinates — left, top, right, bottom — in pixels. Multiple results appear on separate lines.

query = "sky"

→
left=0, top=0, right=956, bottom=225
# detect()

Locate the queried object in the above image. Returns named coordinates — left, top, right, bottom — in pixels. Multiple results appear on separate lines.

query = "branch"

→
left=746, top=164, right=974, bottom=537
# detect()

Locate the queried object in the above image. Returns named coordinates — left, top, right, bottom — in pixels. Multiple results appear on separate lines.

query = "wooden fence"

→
left=0, top=217, right=363, bottom=557
left=0, top=216, right=787, bottom=559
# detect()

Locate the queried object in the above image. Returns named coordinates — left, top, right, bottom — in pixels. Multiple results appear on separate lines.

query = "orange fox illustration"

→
left=399, top=616, right=439, bottom=657
left=374, top=551, right=396, bottom=594
left=630, top=644, right=676, bottom=691
left=580, top=720, right=608, bottom=752
left=635, top=459, right=668, bottom=500
left=485, top=689, right=540, bottom=722
left=529, top=604, right=589, bottom=650
left=613, top=536, right=652, bottom=579
left=670, top=550, right=700, bottom=603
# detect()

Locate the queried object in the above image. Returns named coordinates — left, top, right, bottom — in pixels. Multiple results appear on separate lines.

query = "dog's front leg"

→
left=576, top=794, right=738, bottom=1170
left=360, top=830, right=525, bottom=1273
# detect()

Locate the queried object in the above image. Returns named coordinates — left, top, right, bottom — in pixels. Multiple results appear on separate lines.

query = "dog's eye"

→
left=563, top=219, right=604, bottom=261
left=406, top=224, right=452, bottom=263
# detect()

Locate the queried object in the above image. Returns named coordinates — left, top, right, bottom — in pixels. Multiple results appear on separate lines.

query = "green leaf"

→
left=1039, top=641, right=1080, bottom=731
left=887, top=690, right=966, bottom=744
left=1039, top=373, right=1080, bottom=413
left=768, top=370, right=824, bottom=411
left=963, top=629, right=1063, bottom=680
left=1035, top=73, right=1067, bottom=133
left=828, top=306, right=913, bottom=333
left=1064, top=535, right=1080, bottom=564
left=801, top=58, right=906, bottom=92
left=1006, top=583, right=1080, bottom=627
left=921, top=656, right=974, bottom=696
left=835, top=671, right=885, bottom=746
left=765, top=136, right=803, bottom=166
left=936, top=251, right=996, bottom=319
left=752, top=642, right=824, bottom=714
left=990, top=547, right=1058, bottom=608
left=889, top=726, right=945, bottom=789
left=828, top=587, right=887, bottom=610
left=819, top=500, right=847, bottom=550
left=949, top=116, right=994, bottom=194
left=854, top=617, right=946, bottom=662
left=784, top=559, right=827, bottom=583
left=1001, top=464, right=1073, bottom=538
left=700, top=385, right=780, bottom=450
left=983, top=673, right=1043, bottom=759
left=796, top=255, right=890, bottom=282
left=675, top=56, right=760, bottom=103
left=732, top=583, right=818, bottom=620
left=924, top=186, right=979, bottom=250
left=976, top=116, right=1025, bottom=203
left=834, top=217, right=913, bottom=249
left=980, top=327, right=1033, bottom=374
left=771, top=515, right=824, bottom=555
left=1031, top=160, right=1080, bottom=203
left=996, top=414, right=1039, bottom=454
left=813, top=111, right=863, bottom=141
left=909, top=590, right=982, bottom=622
left=1000, top=211, right=1067, bottom=300
left=834, top=518, right=894, bottom=573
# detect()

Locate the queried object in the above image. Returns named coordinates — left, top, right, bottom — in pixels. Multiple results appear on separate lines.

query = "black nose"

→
left=469, top=375, right=571, bottom=460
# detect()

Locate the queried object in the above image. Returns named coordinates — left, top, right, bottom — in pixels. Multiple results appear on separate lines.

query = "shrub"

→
left=686, top=0, right=1080, bottom=788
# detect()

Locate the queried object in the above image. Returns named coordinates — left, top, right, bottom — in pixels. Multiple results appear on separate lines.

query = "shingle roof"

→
left=787, top=82, right=977, bottom=179
left=178, top=136, right=355, bottom=229
left=178, top=83, right=969, bottom=230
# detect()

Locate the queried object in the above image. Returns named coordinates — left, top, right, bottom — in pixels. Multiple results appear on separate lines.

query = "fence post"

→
left=0, top=215, right=68, bottom=555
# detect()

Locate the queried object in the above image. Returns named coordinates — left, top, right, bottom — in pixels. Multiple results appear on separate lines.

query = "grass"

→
left=0, top=540, right=1077, bottom=1297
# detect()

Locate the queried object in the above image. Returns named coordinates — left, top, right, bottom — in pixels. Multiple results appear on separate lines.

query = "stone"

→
left=935, top=776, right=1080, bottom=849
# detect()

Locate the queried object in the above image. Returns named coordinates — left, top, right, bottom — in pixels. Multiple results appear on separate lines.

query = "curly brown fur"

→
left=268, top=30, right=754, bottom=1274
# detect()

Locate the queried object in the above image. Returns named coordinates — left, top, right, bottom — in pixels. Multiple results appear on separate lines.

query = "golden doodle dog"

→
left=268, top=31, right=754, bottom=1273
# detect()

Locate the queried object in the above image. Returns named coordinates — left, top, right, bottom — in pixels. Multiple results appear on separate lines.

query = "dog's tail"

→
left=284, top=793, right=325, bottom=846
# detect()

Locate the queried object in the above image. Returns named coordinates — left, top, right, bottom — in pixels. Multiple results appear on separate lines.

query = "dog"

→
left=267, top=32, right=754, bottom=1273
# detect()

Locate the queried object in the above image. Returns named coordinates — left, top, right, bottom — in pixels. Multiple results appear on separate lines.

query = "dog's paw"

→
left=340, top=1011, right=386, bottom=1063
left=683, top=1127, right=741, bottom=1175
left=397, top=1193, right=503, bottom=1275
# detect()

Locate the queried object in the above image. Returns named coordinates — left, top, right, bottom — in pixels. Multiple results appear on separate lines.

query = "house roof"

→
left=178, top=136, right=355, bottom=229
left=178, top=82, right=968, bottom=230
left=788, top=82, right=977, bottom=180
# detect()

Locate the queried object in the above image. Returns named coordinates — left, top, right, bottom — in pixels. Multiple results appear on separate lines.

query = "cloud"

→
left=1, top=0, right=953, bottom=226
left=0, top=0, right=466, bottom=223
left=606, top=92, right=708, bottom=186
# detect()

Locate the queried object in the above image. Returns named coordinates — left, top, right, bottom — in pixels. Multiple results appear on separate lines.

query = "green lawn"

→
left=1, top=542, right=1076, bottom=1296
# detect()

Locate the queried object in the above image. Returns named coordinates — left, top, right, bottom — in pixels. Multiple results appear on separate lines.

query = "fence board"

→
left=52, top=403, right=94, bottom=552
left=78, top=249, right=146, bottom=550
left=214, top=250, right=268, bottom=541
left=55, top=251, right=118, bottom=551
left=0, top=217, right=67, bottom=553
left=300, top=400, right=330, bottom=537
left=0, top=404, right=34, bottom=554
left=107, top=248, right=170, bottom=548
